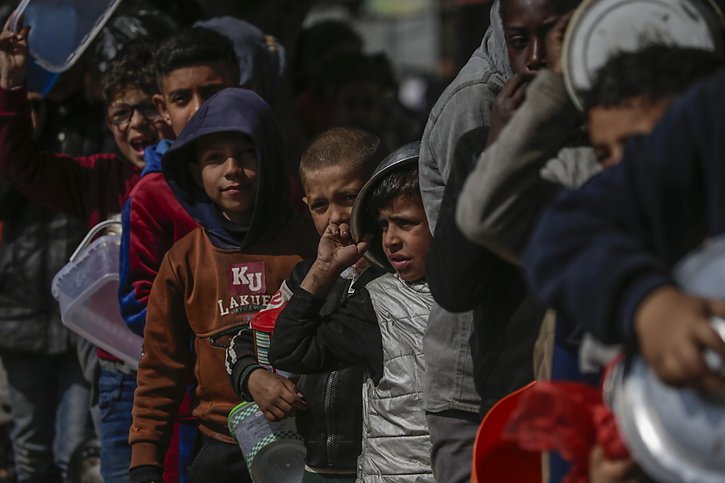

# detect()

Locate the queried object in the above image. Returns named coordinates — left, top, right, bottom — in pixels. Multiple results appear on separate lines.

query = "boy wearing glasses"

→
left=0, top=21, right=171, bottom=227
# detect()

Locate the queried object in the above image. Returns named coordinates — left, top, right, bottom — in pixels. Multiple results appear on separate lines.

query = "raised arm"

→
left=0, top=16, right=131, bottom=224
left=268, top=222, right=383, bottom=379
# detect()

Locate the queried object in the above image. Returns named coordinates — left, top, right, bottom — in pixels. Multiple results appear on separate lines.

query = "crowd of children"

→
left=0, top=0, right=725, bottom=482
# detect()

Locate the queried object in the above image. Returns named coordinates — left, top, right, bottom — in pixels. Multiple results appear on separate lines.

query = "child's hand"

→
left=316, top=222, right=368, bottom=272
left=635, top=286, right=725, bottom=394
left=589, top=445, right=640, bottom=483
left=0, top=14, right=29, bottom=89
left=301, top=222, right=368, bottom=296
left=545, top=13, right=572, bottom=76
left=487, top=74, right=530, bottom=145
left=246, top=369, right=308, bottom=422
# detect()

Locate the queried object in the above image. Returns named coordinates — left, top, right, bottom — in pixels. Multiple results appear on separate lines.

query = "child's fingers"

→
left=500, top=74, right=528, bottom=98
left=657, top=353, right=693, bottom=385
left=273, top=396, right=294, bottom=414
left=696, top=320, right=725, bottom=356
left=338, top=222, right=351, bottom=236
left=706, top=298, right=725, bottom=317
left=509, top=81, right=528, bottom=108
left=324, top=222, right=339, bottom=237
left=264, top=407, right=287, bottom=421
left=291, top=395, right=309, bottom=411
left=278, top=379, right=308, bottom=410
left=697, top=372, right=725, bottom=396
left=17, top=25, right=30, bottom=41
left=356, top=241, right=369, bottom=255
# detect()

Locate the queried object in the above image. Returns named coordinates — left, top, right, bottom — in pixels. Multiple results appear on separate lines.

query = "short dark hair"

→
left=101, top=43, right=158, bottom=106
left=300, top=127, right=384, bottom=189
left=367, top=163, right=421, bottom=218
left=154, top=27, right=240, bottom=87
left=582, top=45, right=724, bottom=111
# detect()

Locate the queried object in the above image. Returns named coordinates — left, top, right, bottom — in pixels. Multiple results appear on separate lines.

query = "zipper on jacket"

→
left=324, top=369, right=338, bottom=467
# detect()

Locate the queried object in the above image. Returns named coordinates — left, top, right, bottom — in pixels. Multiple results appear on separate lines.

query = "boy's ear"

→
left=153, top=93, right=172, bottom=126
left=187, top=161, right=203, bottom=188
left=302, top=196, right=309, bottom=208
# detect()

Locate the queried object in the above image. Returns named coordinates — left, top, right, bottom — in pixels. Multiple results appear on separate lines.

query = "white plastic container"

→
left=51, top=220, right=142, bottom=368
left=228, top=401, right=306, bottom=483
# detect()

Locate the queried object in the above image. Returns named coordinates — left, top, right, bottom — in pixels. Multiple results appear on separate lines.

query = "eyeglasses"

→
left=107, top=101, right=161, bottom=126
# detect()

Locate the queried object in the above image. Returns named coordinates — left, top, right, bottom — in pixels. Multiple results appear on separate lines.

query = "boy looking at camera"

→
left=128, top=88, right=316, bottom=483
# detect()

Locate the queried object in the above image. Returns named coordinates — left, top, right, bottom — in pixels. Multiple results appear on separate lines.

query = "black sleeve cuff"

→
left=130, top=464, right=163, bottom=483
left=236, top=364, right=264, bottom=401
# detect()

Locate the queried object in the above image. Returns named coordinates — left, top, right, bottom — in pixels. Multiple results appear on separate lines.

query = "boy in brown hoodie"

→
left=129, top=87, right=315, bottom=483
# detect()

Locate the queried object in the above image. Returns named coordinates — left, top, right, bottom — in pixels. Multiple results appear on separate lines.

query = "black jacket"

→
left=229, top=258, right=381, bottom=471
left=273, top=260, right=381, bottom=471
left=287, top=260, right=382, bottom=471
left=427, top=127, right=545, bottom=412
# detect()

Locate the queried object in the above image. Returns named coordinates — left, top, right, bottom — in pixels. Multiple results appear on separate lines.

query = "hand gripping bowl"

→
left=562, top=0, right=722, bottom=111
left=51, top=220, right=143, bottom=368
left=606, top=237, right=725, bottom=482
left=350, top=141, right=420, bottom=272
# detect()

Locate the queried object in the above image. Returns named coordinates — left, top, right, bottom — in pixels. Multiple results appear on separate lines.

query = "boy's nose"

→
left=526, top=37, right=546, bottom=73
left=383, top=227, right=402, bottom=250
left=329, top=205, right=349, bottom=226
left=223, top=157, right=243, bottom=176
left=190, top=94, right=204, bottom=116
left=128, top=108, right=146, bottom=129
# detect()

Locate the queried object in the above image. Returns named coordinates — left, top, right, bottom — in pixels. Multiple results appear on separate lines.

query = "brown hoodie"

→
left=129, top=88, right=316, bottom=470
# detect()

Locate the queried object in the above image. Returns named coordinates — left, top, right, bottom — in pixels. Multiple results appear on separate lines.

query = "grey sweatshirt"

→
left=418, top=0, right=511, bottom=414
left=456, top=70, right=600, bottom=263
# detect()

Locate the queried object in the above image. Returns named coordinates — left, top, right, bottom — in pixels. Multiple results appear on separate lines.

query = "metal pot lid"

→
left=607, top=235, right=725, bottom=482
left=610, top=356, right=725, bottom=482
left=674, top=236, right=725, bottom=300
left=350, top=142, right=420, bottom=273
left=563, top=0, right=721, bottom=111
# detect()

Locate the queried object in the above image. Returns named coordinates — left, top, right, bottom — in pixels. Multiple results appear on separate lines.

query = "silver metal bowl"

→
left=350, top=142, right=420, bottom=272
left=563, top=0, right=721, bottom=111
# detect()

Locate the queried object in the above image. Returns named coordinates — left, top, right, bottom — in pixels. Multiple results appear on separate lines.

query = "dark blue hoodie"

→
left=523, top=68, right=725, bottom=346
left=162, top=87, right=295, bottom=250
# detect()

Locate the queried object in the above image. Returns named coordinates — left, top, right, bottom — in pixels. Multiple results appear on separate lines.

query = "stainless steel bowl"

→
left=350, top=142, right=420, bottom=272
left=562, top=0, right=721, bottom=111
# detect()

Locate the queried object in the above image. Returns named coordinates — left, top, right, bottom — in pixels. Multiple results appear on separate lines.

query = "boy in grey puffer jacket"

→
left=269, top=147, right=434, bottom=482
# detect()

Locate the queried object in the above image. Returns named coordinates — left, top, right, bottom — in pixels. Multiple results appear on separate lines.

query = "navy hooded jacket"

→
left=523, top=68, right=725, bottom=346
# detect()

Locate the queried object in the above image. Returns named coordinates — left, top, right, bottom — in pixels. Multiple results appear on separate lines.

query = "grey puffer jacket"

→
left=358, top=274, right=434, bottom=483
left=269, top=272, right=435, bottom=482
